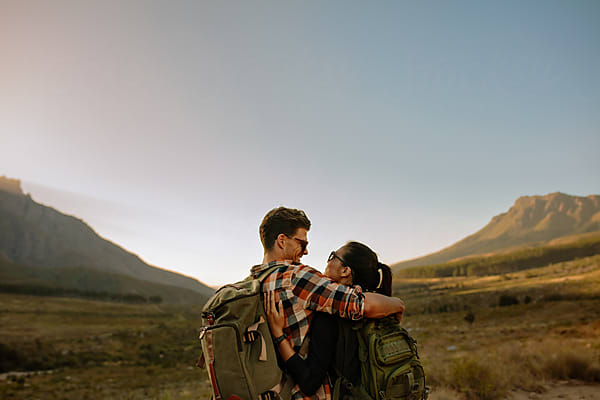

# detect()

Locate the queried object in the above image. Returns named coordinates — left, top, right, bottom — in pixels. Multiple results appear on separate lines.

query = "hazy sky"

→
left=2, top=1, right=599, bottom=286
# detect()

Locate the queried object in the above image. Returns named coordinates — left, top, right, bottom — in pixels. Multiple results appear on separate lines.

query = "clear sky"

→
left=2, top=1, right=599, bottom=286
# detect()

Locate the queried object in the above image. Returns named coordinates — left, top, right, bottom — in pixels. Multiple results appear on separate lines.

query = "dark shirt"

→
left=284, top=312, right=360, bottom=396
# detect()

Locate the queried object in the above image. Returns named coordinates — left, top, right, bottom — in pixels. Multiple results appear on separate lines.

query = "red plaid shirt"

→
left=251, top=261, right=365, bottom=400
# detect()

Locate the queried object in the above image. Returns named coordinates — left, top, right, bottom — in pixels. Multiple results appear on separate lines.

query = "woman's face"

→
left=325, top=245, right=353, bottom=285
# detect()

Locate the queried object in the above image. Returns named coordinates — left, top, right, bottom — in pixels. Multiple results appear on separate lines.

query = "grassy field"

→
left=1, top=255, right=599, bottom=399
left=395, top=254, right=600, bottom=399
left=0, top=296, right=212, bottom=399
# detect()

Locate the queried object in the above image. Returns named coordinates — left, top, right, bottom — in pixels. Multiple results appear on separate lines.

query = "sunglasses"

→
left=285, top=234, right=308, bottom=252
left=328, top=251, right=351, bottom=269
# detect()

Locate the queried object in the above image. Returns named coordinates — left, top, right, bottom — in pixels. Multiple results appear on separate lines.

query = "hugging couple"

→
left=253, top=207, right=405, bottom=399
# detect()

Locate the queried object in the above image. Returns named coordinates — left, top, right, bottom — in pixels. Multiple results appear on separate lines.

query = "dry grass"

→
left=0, top=294, right=213, bottom=399
left=399, top=255, right=600, bottom=399
left=1, top=255, right=599, bottom=399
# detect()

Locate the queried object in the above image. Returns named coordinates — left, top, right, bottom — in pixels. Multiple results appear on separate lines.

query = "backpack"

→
left=332, top=317, right=429, bottom=400
left=198, top=265, right=282, bottom=400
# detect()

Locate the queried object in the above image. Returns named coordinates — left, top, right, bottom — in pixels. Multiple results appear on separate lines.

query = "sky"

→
left=1, top=0, right=599, bottom=287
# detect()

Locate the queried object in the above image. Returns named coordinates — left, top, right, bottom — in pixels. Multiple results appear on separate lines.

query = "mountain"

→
left=0, top=176, right=214, bottom=303
left=392, top=192, right=600, bottom=270
left=0, top=258, right=213, bottom=304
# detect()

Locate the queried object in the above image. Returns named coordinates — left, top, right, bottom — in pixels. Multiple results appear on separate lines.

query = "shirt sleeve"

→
left=290, top=265, right=364, bottom=320
left=284, top=313, right=338, bottom=396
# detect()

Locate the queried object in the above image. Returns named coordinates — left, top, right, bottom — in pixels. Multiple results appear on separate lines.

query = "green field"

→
left=1, top=255, right=600, bottom=399
left=0, top=296, right=212, bottom=399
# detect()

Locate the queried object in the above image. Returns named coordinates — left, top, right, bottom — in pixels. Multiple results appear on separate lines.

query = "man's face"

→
left=283, top=228, right=309, bottom=263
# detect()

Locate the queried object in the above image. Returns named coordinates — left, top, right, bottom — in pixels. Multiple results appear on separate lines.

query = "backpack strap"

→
left=252, top=264, right=286, bottom=283
left=332, top=375, right=354, bottom=400
left=331, top=319, right=368, bottom=399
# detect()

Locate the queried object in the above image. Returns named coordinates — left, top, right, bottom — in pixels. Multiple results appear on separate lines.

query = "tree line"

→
left=396, top=235, right=600, bottom=278
left=0, top=283, right=163, bottom=304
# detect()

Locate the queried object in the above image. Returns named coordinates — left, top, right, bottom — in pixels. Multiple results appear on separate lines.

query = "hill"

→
left=0, top=257, right=209, bottom=304
left=395, top=231, right=600, bottom=278
left=392, top=192, right=600, bottom=271
left=0, top=176, right=214, bottom=302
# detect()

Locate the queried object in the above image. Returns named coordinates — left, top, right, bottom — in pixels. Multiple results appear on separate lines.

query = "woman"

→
left=265, top=241, right=393, bottom=398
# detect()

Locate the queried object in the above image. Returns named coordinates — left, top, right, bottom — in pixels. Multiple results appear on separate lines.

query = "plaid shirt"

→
left=251, top=260, right=365, bottom=400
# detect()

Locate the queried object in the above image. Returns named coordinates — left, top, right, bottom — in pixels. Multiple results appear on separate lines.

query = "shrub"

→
left=544, top=352, right=600, bottom=382
left=448, top=358, right=508, bottom=400
left=498, top=294, right=519, bottom=307
left=0, top=343, right=21, bottom=372
left=464, top=312, right=475, bottom=324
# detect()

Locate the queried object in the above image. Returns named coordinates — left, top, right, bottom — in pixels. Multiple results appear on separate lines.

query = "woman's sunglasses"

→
left=328, top=251, right=351, bottom=269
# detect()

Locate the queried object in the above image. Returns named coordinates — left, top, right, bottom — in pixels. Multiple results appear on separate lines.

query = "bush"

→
left=498, top=294, right=519, bottom=307
left=0, top=343, right=22, bottom=372
left=545, top=353, right=600, bottom=382
left=464, top=312, right=475, bottom=324
left=448, top=358, right=508, bottom=400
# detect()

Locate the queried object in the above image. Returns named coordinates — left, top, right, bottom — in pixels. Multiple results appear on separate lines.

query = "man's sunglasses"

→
left=328, top=251, right=351, bottom=269
left=285, top=234, right=308, bottom=252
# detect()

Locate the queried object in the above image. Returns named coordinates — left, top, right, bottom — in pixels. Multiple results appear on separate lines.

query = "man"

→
left=250, top=207, right=405, bottom=399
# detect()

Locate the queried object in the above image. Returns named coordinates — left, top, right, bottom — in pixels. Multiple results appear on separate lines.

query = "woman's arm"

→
left=265, top=291, right=335, bottom=395
left=265, top=290, right=295, bottom=361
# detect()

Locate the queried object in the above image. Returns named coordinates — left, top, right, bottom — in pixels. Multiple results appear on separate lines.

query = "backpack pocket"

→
left=375, top=332, right=413, bottom=366
left=383, top=362, right=426, bottom=400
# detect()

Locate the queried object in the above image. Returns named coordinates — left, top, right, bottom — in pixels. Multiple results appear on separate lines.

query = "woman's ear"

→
left=341, top=267, right=352, bottom=278
left=340, top=267, right=353, bottom=286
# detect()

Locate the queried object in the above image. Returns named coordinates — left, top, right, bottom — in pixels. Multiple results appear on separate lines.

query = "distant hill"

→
left=392, top=192, right=600, bottom=271
left=0, top=257, right=209, bottom=304
left=395, top=231, right=600, bottom=278
left=0, top=176, right=214, bottom=303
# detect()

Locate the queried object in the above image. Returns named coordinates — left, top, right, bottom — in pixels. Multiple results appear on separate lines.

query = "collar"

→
left=250, top=260, right=301, bottom=278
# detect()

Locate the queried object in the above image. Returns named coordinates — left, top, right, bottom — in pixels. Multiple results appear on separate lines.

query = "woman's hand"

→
left=265, top=290, right=285, bottom=337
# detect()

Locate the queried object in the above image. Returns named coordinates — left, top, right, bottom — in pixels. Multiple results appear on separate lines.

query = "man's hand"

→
left=395, top=311, right=404, bottom=324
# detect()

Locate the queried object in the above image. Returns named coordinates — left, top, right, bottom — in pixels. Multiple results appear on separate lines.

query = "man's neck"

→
left=262, top=252, right=285, bottom=264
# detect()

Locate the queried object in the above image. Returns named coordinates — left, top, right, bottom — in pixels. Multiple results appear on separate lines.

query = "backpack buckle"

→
left=259, top=391, right=277, bottom=400
left=202, top=311, right=215, bottom=325
left=243, top=330, right=259, bottom=343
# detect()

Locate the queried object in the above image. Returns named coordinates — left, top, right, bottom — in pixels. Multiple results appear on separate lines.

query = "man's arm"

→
left=363, top=292, right=405, bottom=322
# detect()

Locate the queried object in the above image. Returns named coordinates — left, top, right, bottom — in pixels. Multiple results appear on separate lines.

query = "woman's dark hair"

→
left=342, top=241, right=392, bottom=296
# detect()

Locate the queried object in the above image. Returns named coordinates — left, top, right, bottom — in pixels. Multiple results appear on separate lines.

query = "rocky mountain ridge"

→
left=0, top=176, right=214, bottom=300
left=392, top=192, right=600, bottom=270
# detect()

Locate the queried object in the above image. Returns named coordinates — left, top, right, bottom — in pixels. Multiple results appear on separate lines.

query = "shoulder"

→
left=292, top=264, right=328, bottom=280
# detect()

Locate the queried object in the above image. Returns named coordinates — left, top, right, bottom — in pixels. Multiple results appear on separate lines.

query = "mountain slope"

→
left=0, top=257, right=209, bottom=304
left=392, top=192, right=600, bottom=270
left=0, top=177, right=214, bottom=300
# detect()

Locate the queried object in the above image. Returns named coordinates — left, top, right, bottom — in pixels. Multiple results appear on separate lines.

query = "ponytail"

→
left=342, top=241, right=393, bottom=295
left=375, top=262, right=392, bottom=296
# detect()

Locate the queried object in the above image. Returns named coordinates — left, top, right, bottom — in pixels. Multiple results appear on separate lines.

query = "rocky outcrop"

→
left=0, top=176, right=24, bottom=195
left=392, top=192, right=600, bottom=270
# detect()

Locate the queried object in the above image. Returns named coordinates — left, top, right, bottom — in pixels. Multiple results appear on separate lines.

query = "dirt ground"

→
left=509, top=381, right=600, bottom=400
left=427, top=381, right=600, bottom=400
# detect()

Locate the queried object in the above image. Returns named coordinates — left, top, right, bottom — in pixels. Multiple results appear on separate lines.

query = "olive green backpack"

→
left=332, top=317, right=429, bottom=400
left=198, top=265, right=283, bottom=400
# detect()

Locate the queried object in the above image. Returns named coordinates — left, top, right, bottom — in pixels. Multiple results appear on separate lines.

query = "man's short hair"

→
left=259, top=207, right=311, bottom=251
